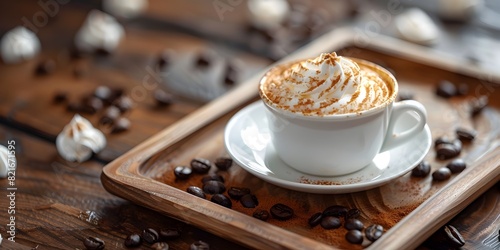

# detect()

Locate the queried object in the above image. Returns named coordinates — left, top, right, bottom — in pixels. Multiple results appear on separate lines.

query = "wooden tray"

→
left=101, top=28, right=500, bottom=249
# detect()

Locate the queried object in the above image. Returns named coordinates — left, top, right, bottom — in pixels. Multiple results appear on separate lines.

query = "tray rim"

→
left=101, top=27, right=500, bottom=250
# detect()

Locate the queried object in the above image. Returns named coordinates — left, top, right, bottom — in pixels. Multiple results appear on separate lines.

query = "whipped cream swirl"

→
left=0, top=144, right=15, bottom=178
left=56, top=114, right=106, bottom=162
left=0, top=26, right=41, bottom=64
left=75, top=10, right=124, bottom=53
left=260, top=52, right=391, bottom=115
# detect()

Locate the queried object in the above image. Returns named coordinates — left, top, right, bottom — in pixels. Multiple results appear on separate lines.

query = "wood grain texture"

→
left=102, top=29, right=500, bottom=249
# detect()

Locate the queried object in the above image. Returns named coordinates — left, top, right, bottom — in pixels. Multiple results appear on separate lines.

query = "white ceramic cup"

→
left=259, top=58, right=427, bottom=176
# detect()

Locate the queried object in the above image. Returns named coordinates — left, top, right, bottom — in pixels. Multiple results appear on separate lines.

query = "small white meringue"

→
left=0, top=144, right=15, bottom=178
left=0, top=26, right=41, bottom=64
left=103, top=0, right=148, bottom=19
left=395, top=8, right=440, bottom=45
left=56, top=114, right=106, bottom=162
left=74, top=10, right=125, bottom=53
left=247, top=0, right=290, bottom=29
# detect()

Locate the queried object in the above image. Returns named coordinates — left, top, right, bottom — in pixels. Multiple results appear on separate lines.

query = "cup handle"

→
left=380, top=100, right=427, bottom=152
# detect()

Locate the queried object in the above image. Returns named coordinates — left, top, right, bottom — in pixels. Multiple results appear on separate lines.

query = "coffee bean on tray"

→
left=154, top=89, right=174, bottom=106
left=214, top=157, right=233, bottom=171
left=435, top=136, right=452, bottom=148
left=157, top=49, right=174, bottom=69
left=345, top=208, right=361, bottom=220
left=443, top=225, right=465, bottom=248
left=35, top=59, right=56, bottom=76
left=53, top=92, right=68, bottom=104
left=211, top=194, right=232, bottom=208
left=432, top=167, right=451, bottom=181
left=113, top=96, right=134, bottom=113
left=436, top=142, right=461, bottom=160
left=345, top=218, right=364, bottom=231
left=195, top=51, right=213, bottom=69
left=240, top=194, right=258, bottom=208
left=456, top=128, right=477, bottom=142
left=228, top=187, right=250, bottom=200
left=456, top=83, right=469, bottom=96
left=191, top=158, right=212, bottom=174
left=308, top=212, right=323, bottom=227
left=190, top=240, right=210, bottom=250
left=142, top=228, right=159, bottom=244
left=253, top=209, right=270, bottom=221
left=320, top=216, right=341, bottom=229
left=159, top=228, right=181, bottom=240
left=345, top=230, right=363, bottom=244
left=83, top=236, right=105, bottom=250
left=446, top=159, right=466, bottom=173
left=187, top=186, right=206, bottom=199
left=365, top=224, right=384, bottom=242
left=201, top=174, right=224, bottom=184
left=94, top=86, right=113, bottom=102
left=270, top=203, right=294, bottom=221
left=470, top=95, right=488, bottom=117
left=124, top=234, right=142, bottom=248
left=436, top=80, right=457, bottom=98
left=174, top=166, right=192, bottom=180
left=412, top=160, right=431, bottom=177
left=152, top=242, right=169, bottom=250
left=99, top=106, right=121, bottom=126
left=112, top=117, right=131, bottom=133
left=202, top=180, right=226, bottom=194
left=322, top=205, right=348, bottom=217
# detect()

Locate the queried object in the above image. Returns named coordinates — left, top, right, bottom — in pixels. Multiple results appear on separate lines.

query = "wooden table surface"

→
left=0, top=1, right=498, bottom=249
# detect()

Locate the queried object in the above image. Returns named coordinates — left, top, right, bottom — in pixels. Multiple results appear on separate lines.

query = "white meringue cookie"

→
left=395, top=8, right=440, bottom=45
left=103, top=0, right=148, bottom=19
left=56, top=114, right=106, bottom=162
left=247, top=0, right=290, bottom=29
left=75, top=10, right=124, bottom=53
left=0, top=26, right=41, bottom=64
left=0, top=144, right=15, bottom=178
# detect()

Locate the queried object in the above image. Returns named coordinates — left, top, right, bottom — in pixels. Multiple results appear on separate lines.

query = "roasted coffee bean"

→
left=214, top=157, right=233, bottom=171
left=202, top=180, right=226, bottom=194
left=142, top=228, right=159, bottom=244
left=227, top=187, right=250, bottom=200
left=94, top=86, right=113, bottom=102
left=187, top=186, right=206, bottom=199
left=320, top=216, right=341, bottom=229
left=67, top=102, right=84, bottom=113
left=470, top=95, right=488, bottom=117
left=124, top=233, right=142, bottom=248
left=434, top=136, right=452, bottom=148
left=191, top=158, right=212, bottom=174
left=398, top=91, right=414, bottom=101
left=190, top=240, right=210, bottom=250
left=53, top=92, right=68, bottom=104
left=201, top=174, right=224, bottom=184
left=446, top=159, right=466, bottom=173
left=457, top=83, right=469, bottom=96
left=456, top=128, right=477, bottom=142
left=224, top=71, right=238, bottom=86
left=345, top=218, right=364, bottom=230
left=253, top=209, right=270, bottom=221
left=240, top=194, right=258, bottom=208
left=159, top=228, right=181, bottom=240
left=436, top=80, right=457, bottom=98
left=270, top=203, right=294, bottom=220
left=308, top=212, right=323, bottom=227
left=95, top=47, right=111, bottom=56
left=35, top=59, right=56, bottom=76
left=444, top=225, right=465, bottom=248
left=365, top=224, right=384, bottom=242
left=99, top=106, right=121, bottom=126
left=432, top=167, right=451, bottom=181
left=157, top=50, right=174, bottom=69
left=322, top=205, right=348, bottom=217
left=412, top=161, right=431, bottom=177
left=154, top=89, right=173, bottom=106
left=195, top=51, right=213, bottom=69
left=112, top=117, right=131, bottom=133
left=436, top=143, right=460, bottom=160
left=113, top=96, right=133, bottom=113
left=345, top=230, right=363, bottom=244
left=83, top=236, right=105, bottom=250
left=345, top=208, right=361, bottom=220
left=84, top=97, right=104, bottom=113
left=152, top=242, right=169, bottom=250
left=211, top=194, right=232, bottom=208
left=174, top=166, right=192, bottom=180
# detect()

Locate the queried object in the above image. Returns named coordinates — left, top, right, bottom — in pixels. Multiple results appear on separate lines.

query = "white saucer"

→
left=224, top=101, right=432, bottom=194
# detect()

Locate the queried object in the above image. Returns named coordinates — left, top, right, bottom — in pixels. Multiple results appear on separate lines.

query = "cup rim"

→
left=258, top=56, right=398, bottom=120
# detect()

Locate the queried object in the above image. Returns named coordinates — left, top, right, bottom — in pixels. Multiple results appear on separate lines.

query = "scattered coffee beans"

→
left=142, top=228, right=159, bottom=244
left=270, top=203, right=294, bottom=221
left=227, top=187, right=250, bottom=200
left=211, top=194, right=232, bottom=208
left=436, top=80, right=457, bottom=98
left=174, top=166, right=192, bottom=180
left=201, top=174, right=224, bottom=184
left=195, top=51, right=213, bottom=69
left=187, top=186, right=206, bottom=199
left=436, top=140, right=461, bottom=160
left=308, top=212, right=323, bottom=227
left=365, top=224, right=384, bottom=242
left=470, top=95, right=488, bottom=117
left=112, top=117, right=131, bottom=133
left=345, top=218, right=364, bottom=231
left=214, top=157, right=233, bottom=171
left=94, top=86, right=112, bottom=102
left=253, top=209, right=270, bottom=221
left=345, top=208, right=361, bottom=220
left=190, top=240, right=210, bottom=250
left=345, top=230, right=363, bottom=244
left=99, top=106, right=121, bottom=126
left=435, top=136, right=452, bottom=148
left=124, top=234, right=142, bottom=248
left=322, top=205, right=348, bottom=217
left=152, top=242, right=169, bottom=250
left=202, top=180, right=226, bottom=194
left=113, top=96, right=133, bottom=113
left=240, top=194, right=258, bottom=208
left=154, top=89, right=173, bottom=106
left=456, top=83, right=469, bottom=96
left=159, top=228, right=181, bottom=240
left=456, top=128, right=477, bottom=142
left=320, top=216, right=341, bottom=229
left=432, top=167, right=451, bottom=181
left=446, top=159, right=466, bottom=173
left=443, top=225, right=465, bottom=248
left=157, top=50, right=174, bottom=69
left=53, top=92, right=68, bottom=104
left=191, top=158, right=212, bottom=174
left=83, top=236, right=105, bottom=250
left=411, top=161, right=431, bottom=177
left=35, top=59, right=56, bottom=76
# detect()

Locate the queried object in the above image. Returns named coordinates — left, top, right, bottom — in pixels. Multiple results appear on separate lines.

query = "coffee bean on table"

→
left=190, top=158, right=212, bottom=174
left=159, top=228, right=181, bottom=240
left=211, top=194, right=232, bottom=208
left=470, top=95, right=488, bottom=117
left=434, top=136, right=452, bottom=148
left=152, top=242, right=169, bottom=250
left=99, top=106, right=121, bottom=126
left=240, top=194, right=258, bottom=208
left=345, top=208, right=361, bottom=220
left=436, top=80, right=457, bottom=98
left=446, top=159, right=466, bottom=173
left=228, top=187, right=250, bottom=200
left=345, top=230, right=363, bottom=244
left=345, top=218, right=364, bottom=231
left=203, top=180, right=226, bottom=194
left=443, top=225, right=465, bottom=248
left=113, top=96, right=134, bottom=113
left=456, top=128, right=477, bottom=142
left=308, top=212, right=323, bottom=227
left=398, top=91, right=414, bottom=101
left=112, top=117, right=131, bottom=133
left=214, top=157, right=233, bottom=171
left=124, top=233, right=142, bottom=248
left=195, top=51, right=213, bottom=69
left=456, top=83, right=469, bottom=96
left=412, top=160, right=431, bottom=177
left=320, top=216, right=341, bottom=229
left=436, top=143, right=460, bottom=160
left=142, top=228, right=159, bottom=244
left=190, top=240, right=210, bottom=250
left=53, top=92, right=68, bottom=104
left=35, top=59, right=56, bottom=76
left=84, top=97, right=104, bottom=114
left=83, top=236, right=105, bottom=250
left=174, top=166, right=192, bottom=180
left=365, top=224, right=384, bottom=242
left=253, top=209, right=270, bottom=221
left=154, top=89, right=174, bottom=106
left=322, top=205, right=348, bottom=217
left=157, top=49, right=174, bottom=69
left=432, top=167, right=451, bottom=181
left=201, top=174, right=224, bottom=184
left=270, top=203, right=294, bottom=221
left=94, top=86, right=113, bottom=102
left=187, top=186, right=206, bottom=199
